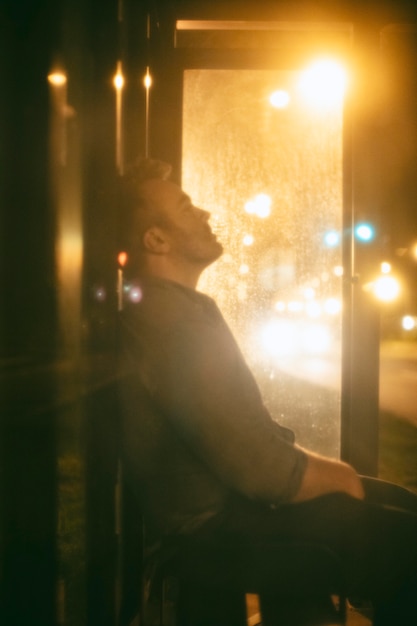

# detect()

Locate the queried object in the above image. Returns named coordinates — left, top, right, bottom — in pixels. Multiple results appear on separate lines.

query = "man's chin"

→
left=202, top=241, right=224, bottom=267
left=212, top=241, right=224, bottom=260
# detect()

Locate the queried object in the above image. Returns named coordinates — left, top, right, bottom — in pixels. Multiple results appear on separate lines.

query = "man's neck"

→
left=142, top=257, right=203, bottom=290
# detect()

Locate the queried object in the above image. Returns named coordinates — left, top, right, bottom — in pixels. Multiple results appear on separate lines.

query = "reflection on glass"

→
left=183, top=68, right=344, bottom=456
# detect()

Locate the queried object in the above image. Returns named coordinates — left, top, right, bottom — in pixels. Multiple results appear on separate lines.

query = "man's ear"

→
left=143, top=227, right=170, bottom=254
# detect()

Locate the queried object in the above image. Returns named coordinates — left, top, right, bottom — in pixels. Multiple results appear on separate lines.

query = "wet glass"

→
left=183, top=68, right=344, bottom=456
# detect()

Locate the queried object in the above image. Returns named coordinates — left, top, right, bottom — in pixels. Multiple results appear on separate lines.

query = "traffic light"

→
left=354, top=222, right=375, bottom=243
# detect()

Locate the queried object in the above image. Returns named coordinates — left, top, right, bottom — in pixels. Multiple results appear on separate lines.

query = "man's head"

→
left=119, top=158, right=223, bottom=287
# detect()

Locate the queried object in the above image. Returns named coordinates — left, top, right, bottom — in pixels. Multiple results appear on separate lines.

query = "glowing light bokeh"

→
left=243, top=234, right=254, bottom=246
left=59, top=231, right=83, bottom=274
left=288, top=300, right=303, bottom=313
left=298, top=59, right=348, bottom=109
left=324, top=297, right=341, bottom=315
left=372, top=275, right=401, bottom=302
left=355, top=223, right=374, bottom=242
left=244, top=193, right=272, bottom=218
left=94, top=286, right=106, bottom=302
left=260, top=320, right=296, bottom=357
left=303, top=287, right=315, bottom=300
left=324, top=230, right=340, bottom=247
left=118, top=251, right=128, bottom=267
left=402, top=315, right=416, bottom=331
left=260, top=319, right=332, bottom=357
left=269, top=90, right=290, bottom=108
left=301, top=323, right=332, bottom=354
left=305, top=301, right=321, bottom=318
left=48, top=72, right=67, bottom=86
left=113, top=70, right=124, bottom=90
left=274, top=301, right=286, bottom=312
left=125, top=284, right=143, bottom=304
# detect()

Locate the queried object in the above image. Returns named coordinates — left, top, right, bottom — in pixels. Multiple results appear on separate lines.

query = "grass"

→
left=57, top=453, right=87, bottom=626
left=378, top=410, right=417, bottom=493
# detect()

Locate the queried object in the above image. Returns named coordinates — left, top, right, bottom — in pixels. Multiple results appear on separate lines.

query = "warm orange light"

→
left=118, top=251, right=128, bottom=267
left=298, top=59, right=348, bottom=109
left=371, top=275, right=401, bottom=302
left=48, top=72, right=67, bottom=86
left=114, top=66, right=124, bottom=90
left=269, top=90, right=290, bottom=108
left=144, top=70, right=152, bottom=89
left=402, top=315, right=416, bottom=331
left=244, top=193, right=271, bottom=219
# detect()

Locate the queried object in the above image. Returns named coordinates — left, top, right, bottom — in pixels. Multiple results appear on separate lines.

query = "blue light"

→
left=324, top=230, right=340, bottom=247
left=355, top=223, right=374, bottom=242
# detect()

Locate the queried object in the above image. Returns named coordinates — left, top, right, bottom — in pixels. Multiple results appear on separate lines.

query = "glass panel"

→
left=182, top=68, right=344, bottom=457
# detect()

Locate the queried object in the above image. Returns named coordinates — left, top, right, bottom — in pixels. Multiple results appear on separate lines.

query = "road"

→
left=380, top=340, right=417, bottom=427
left=268, top=340, right=417, bottom=428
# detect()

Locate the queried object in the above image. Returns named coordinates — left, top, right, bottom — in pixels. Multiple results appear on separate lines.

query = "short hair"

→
left=117, top=158, right=173, bottom=262
left=123, top=158, right=172, bottom=186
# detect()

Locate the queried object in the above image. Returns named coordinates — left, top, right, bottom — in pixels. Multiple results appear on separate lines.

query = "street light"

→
left=298, top=59, right=348, bottom=109
left=371, top=275, right=401, bottom=302
left=402, top=315, right=416, bottom=331
left=269, top=90, right=290, bottom=108
left=48, top=72, right=67, bottom=86
left=113, top=62, right=125, bottom=173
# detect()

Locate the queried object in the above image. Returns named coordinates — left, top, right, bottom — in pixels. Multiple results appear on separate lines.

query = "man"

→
left=118, top=158, right=417, bottom=625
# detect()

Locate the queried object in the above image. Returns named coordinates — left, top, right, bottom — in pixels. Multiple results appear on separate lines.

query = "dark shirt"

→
left=118, top=276, right=307, bottom=537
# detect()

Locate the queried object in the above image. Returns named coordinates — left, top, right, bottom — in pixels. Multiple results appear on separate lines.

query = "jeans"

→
left=206, top=478, right=417, bottom=625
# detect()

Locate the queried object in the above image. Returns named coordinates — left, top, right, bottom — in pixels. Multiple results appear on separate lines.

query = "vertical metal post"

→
left=144, top=13, right=152, bottom=158
left=341, top=41, right=355, bottom=465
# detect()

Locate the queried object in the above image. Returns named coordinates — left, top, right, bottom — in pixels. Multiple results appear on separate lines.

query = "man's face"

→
left=142, top=179, right=223, bottom=267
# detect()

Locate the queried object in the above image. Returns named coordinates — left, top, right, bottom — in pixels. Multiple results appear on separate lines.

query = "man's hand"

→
left=292, top=448, right=365, bottom=502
